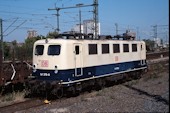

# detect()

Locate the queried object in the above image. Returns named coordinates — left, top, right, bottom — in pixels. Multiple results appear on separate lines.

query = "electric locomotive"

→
left=28, top=33, right=147, bottom=97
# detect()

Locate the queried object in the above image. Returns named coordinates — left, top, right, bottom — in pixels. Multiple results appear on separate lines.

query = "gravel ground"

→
left=14, top=59, right=169, bottom=113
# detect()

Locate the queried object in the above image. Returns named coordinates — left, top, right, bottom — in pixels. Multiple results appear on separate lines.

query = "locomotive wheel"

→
left=100, top=79, right=106, bottom=88
left=75, top=83, right=82, bottom=93
left=51, top=86, right=64, bottom=99
left=70, top=86, right=79, bottom=96
left=132, top=71, right=142, bottom=79
left=95, top=78, right=105, bottom=90
left=67, top=86, right=80, bottom=97
left=136, top=71, right=142, bottom=79
left=56, top=88, right=63, bottom=99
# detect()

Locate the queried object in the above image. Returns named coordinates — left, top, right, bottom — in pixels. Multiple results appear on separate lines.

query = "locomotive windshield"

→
left=48, top=45, right=61, bottom=55
left=35, top=45, right=44, bottom=55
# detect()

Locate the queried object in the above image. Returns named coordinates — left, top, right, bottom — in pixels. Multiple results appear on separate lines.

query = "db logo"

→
left=115, top=56, right=119, bottom=61
left=41, top=60, right=49, bottom=67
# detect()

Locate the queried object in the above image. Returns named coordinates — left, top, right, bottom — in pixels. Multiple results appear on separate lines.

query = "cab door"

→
left=74, top=44, right=83, bottom=76
left=140, top=43, right=145, bottom=66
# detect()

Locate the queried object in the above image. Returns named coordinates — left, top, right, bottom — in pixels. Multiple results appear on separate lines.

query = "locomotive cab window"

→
left=35, top=45, right=44, bottom=55
left=123, top=44, right=129, bottom=52
left=48, top=45, right=61, bottom=55
left=102, top=44, right=109, bottom=54
left=132, top=44, right=137, bottom=52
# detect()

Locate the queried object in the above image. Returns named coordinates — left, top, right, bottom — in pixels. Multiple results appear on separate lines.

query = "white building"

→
left=27, top=30, right=37, bottom=38
left=71, top=24, right=84, bottom=33
left=154, top=38, right=162, bottom=47
left=83, top=19, right=100, bottom=35
left=71, top=19, right=100, bottom=35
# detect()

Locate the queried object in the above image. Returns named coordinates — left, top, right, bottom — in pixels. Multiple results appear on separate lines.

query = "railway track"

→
left=0, top=96, right=69, bottom=113
left=0, top=98, right=47, bottom=113
left=146, top=50, right=169, bottom=60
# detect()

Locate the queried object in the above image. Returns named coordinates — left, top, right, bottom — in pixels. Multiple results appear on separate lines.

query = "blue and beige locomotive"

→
left=29, top=33, right=147, bottom=97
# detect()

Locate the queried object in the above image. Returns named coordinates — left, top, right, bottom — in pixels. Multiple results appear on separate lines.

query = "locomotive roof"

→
left=34, top=38, right=145, bottom=45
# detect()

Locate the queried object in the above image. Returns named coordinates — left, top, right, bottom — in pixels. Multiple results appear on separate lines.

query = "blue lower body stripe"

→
left=32, top=60, right=147, bottom=84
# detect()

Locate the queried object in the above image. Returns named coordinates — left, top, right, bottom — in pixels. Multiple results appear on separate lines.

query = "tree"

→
left=46, top=31, right=59, bottom=38
left=23, top=35, right=45, bottom=60
left=3, top=42, right=11, bottom=60
left=160, top=39, right=163, bottom=46
left=143, top=39, right=154, bottom=52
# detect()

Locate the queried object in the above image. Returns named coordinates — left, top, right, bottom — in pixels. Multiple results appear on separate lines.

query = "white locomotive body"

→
left=30, top=35, right=147, bottom=96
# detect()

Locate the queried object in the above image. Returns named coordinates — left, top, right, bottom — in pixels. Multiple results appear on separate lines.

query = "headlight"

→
left=54, top=65, right=58, bottom=74
left=33, top=64, right=37, bottom=72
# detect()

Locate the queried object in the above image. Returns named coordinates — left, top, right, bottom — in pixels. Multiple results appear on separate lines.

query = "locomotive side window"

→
left=35, top=45, right=44, bottom=55
left=48, top=45, right=61, bottom=55
left=75, top=46, right=79, bottom=55
left=123, top=44, right=129, bottom=52
left=102, top=44, right=109, bottom=54
left=132, top=44, right=137, bottom=52
left=89, top=44, right=97, bottom=55
left=113, top=44, right=120, bottom=53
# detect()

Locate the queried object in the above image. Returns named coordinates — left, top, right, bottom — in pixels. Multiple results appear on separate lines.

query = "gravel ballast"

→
left=14, top=59, right=170, bottom=113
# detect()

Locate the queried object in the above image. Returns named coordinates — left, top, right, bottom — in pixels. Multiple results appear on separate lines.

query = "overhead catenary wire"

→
left=2, top=14, right=56, bottom=30
left=3, top=18, right=56, bottom=30
left=0, top=10, right=53, bottom=16
left=48, top=2, right=95, bottom=33
left=3, top=18, right=18, bottom=33
left=5, top=20, right=27, bottom=36
left=1, top=1, right=98, bottom=36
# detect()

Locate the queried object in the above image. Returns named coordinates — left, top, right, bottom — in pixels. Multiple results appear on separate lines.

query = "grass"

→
left=1, top=93, right=15, bottom=102
left=127, top=79, right=139, bottom=86
left=144, top=63, right=166, bottom=81
left=0, top=91, right=26, bottom=107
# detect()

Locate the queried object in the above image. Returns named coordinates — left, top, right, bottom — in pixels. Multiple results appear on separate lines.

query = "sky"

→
left=0, top=0, right=169, bottom=43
